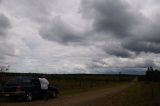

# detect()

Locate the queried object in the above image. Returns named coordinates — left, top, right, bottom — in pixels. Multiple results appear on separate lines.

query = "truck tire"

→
left=25, top=92, right=33, bottom=101
left=51, top=91, right=57, bottom=98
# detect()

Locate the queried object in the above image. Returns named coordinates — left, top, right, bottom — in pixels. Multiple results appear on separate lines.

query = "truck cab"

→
left=1, top=77, right=58, bottom=101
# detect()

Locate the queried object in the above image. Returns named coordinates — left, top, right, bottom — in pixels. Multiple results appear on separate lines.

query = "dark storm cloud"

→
left=39, top=0, right=160, bottom=58
left=81, top=0, right=139, bottom=38
left=39, top=0, right=140, bottom=56
left=39, top=0, right=140, bottom=46
left=39, top=17, right=84, bottom=45
left=121, top=21, right=160, bottom=54
left=135, top=20, right=160, bottom=44
left=80, top=0, right=160, bottom=54
left=122, top=17, right=160, bottom=53
left=104, top=46, right=132, bottom=58
left=1, top=0, right=159, bottom=73
left=122, top=40, right=160, bottom=54
left=0, top=14, right=11, bottom=37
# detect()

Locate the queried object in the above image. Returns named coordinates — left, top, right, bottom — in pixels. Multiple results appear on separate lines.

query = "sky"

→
left=0, top=0, right=160, bottom=74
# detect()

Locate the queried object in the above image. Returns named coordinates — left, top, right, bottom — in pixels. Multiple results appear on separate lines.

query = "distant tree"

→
left=147, top=66, right=154, bottom=71
left=0, top=65, right=9, bottom=73
left=0, top=65, right=9, bottom=86
left=146, top=67, right=160, bottom=81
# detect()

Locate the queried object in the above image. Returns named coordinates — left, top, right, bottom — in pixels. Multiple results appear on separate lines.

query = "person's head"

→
left=41, top=74, right=47, bottom=78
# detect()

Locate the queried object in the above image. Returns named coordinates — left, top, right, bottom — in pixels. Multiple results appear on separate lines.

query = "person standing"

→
left=39, top=75, right=49, bottom=100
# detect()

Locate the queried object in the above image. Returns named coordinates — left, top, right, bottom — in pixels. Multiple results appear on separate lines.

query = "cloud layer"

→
left=0, top=13, right=14, bottom=62
left=0, top=0, right=160, bottom=74
left=0, top=14, right=10, bottom=37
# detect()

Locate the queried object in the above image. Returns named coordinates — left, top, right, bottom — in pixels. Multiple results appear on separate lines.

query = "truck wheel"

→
left=25, top=92, right=33, bottom=101
left=51, top=91, right=57, bottom=98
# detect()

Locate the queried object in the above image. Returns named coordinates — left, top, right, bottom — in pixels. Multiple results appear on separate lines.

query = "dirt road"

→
left=0, top=83, right=132, bottom=106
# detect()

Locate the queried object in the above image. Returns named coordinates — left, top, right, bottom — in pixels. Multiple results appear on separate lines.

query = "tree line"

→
left=145, top=67, right=160, bottom=81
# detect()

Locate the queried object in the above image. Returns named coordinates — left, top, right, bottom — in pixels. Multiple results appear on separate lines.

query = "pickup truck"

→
left=1, top=77, right=59, bottom=101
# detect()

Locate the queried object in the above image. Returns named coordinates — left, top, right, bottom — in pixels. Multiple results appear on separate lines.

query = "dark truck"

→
left=1, top=77, right=59, bottom=101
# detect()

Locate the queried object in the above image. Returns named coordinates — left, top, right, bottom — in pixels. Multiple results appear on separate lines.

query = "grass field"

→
left=83, top=81, right=160, bottom=106
left=0, top=73, right=160, bottom=106
left=48, top=75, right=134, bottom=95
left=0, top=73, right=135, bottom=94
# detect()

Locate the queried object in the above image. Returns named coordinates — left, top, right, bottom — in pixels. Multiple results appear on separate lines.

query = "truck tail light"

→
left=16, top=85, right=22, bottom=91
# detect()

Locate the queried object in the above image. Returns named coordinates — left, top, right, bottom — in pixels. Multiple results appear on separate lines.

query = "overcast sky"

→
left=0, top=0, right=160, bottom=74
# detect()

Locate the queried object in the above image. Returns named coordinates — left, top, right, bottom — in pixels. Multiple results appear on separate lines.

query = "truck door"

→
left=31, top=79, right=41, bottom=98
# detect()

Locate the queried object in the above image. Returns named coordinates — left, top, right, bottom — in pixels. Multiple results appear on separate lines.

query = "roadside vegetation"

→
left=0, top=72, right=135, bottom=97
left=1, top=68, right=160, bottom=106
left=49, top=74, right=134, bottom=95
left=82, top=81, right=160, bottom=106
left=80, top=67, right=160, bottom=106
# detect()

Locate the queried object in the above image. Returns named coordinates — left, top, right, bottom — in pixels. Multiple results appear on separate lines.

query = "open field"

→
left=81, top=81, right=160, bottom=106
left=1, top=81, right=159, bottom=106
left=1, top=73, right=159, bottom=106
left=0, top=73, right=136, bottom=94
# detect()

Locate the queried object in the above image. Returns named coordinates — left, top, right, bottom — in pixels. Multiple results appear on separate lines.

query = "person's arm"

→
left=46, top=79, right=49, bottom=85
left=44, top=78, right=49, bottom=85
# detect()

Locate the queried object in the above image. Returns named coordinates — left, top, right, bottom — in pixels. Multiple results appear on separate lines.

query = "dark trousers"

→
left=41, top=89, right=49, bottom=100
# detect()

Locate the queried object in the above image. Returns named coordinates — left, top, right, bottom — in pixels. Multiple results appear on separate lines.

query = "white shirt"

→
left=39, top=78, right=49, bottom=90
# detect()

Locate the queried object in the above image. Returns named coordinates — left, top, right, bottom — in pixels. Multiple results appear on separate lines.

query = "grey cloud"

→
left=86, top=59, right=106, bottom=70
left=80, top=0, right=160, bottom=55
left=38, top=0, right=160, bottom=58
left=81, top=0, right=139, bottom=38
left=39, top=17, right=84, bottom=45
left=122, top=40, right=160, bottom=54
left=2, top=0, right=52, bottom=24
left=39, top=0, right=160, bottom=55
left=0, top=42, right=15, bottom=58
left=140, top=60, right=156, bottom=68
left=97, top=58, right=154, bottom=68
left=0, top=14, right=14, bottom=64
left=40, top=0, right=140, bottom=45
left=0, top=14, right=11, bottom=37
left=121, top=18, right=160, bottom=54
left=136, top=20, right=160, bottom=43
left=103, top=46, right=132, bottom=58
left=23, top=0, right=51, bottom=23
left=0, top=42, right=15, bottom=65
left=1, top=0, right=159, bottom=73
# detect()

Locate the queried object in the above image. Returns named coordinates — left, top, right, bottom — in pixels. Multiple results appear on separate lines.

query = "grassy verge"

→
left=85, top=81, right=160, bottom=106
left=60, top=82, right=129, bottom=96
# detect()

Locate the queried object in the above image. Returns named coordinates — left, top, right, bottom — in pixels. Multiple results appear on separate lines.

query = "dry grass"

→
left=79, top=81, right=160, bottom=106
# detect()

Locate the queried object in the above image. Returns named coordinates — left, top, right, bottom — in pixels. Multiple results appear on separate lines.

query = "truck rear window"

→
left=6, top=78, right=20, bottom=85
left=6, top=78, right=31, bottom=86
left=21, top=79, right=31, bottom=85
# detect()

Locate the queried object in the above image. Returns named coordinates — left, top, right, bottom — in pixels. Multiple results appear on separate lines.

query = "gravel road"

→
left=0, top=83, right=132, bottom=106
